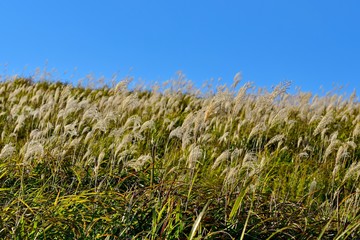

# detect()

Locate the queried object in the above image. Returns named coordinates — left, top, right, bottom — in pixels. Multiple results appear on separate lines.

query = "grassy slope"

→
left=0, top=77, right=360, bottom=239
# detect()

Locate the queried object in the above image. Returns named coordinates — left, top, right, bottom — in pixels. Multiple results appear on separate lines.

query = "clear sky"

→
left=0, top=1, right=359, bottom=95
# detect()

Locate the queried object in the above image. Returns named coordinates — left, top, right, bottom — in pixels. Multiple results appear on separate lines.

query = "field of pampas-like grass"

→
left=0, top=76, right=360, bottom=239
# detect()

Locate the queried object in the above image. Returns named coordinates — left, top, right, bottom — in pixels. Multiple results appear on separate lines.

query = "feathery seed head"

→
left=24, top=140, right=44, bottom=163
left=320, top=128, right=329, bottom=141
left=224, top=166, right=240, bottom=187
left=344, top=161, right=360, bottom=183
left=126, top=154, right=152, bottom=171
left=297, top=136, right=303, bottom=148
left=309, top=178, right=317, bottom=194
left=29, top=129, right=43, bottom=140
left=248, top=122, right=266, bottom=140
left=124, top=115, right=142, bottom=130
left=181, top=131, right=192, bottom=151
left=140, top=119, right=155, bottom=133
left=97, top=151, right=106, bottom=166
left=188, top=145, right=202, bottom=169
left=298, top=152, right=309, bottom=159
left=231, top=72, right=242, bottom=89
left=324, top=140, right=340, bottom=160
left=219, top=132, right=229, bottom=144
left=93, top=119, right=108, bottom=133
left=330, top=131, right=338, bottom=143
left=243, top=152, right=257, bottom=164
left=346, top=141, right=357, bottom=150
left=353, top=123, right=360, bottom=138
left=0, top=143, right=16, bottom=159
left=265, top=134, right=285, bottom=147
left=231, top=148, right=243, bottom=162
left=335, top=145, right=349, bottom=164
left=64, top=123, right=78, bottom=137
left=212, top=150, right=230, bottom=170
left=313, top=111, right=334, bottom=136
left=169, top=127, right=183, bottom=140
left=13, top=114, right=26, bottom=133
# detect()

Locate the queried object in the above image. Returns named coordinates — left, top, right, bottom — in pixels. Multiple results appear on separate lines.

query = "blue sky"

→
left=0, top=1, right=359, bottom=95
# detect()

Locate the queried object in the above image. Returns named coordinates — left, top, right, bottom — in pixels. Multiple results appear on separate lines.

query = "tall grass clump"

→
left=0, top=75, right=359, bottom=239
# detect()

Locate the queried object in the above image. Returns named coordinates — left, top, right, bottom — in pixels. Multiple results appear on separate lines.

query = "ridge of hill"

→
left=0, top=77, right=359, bottom=239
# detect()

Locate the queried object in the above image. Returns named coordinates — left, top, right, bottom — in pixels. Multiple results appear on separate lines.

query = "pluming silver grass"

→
left=187, top=145, right=202, bottom=170
left=212, top=150, right=230, bottom=170
left=0, top=143, right=16, bottom=159
left=125, top=154, right=152, bottom=172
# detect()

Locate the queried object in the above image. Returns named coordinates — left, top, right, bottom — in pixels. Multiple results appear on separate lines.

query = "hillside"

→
left=0, top=77, right=359, bottom=239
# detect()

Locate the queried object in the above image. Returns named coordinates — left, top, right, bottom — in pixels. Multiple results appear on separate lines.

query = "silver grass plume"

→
left=313, top=111, right=334, bottom=136
left=298, top=152, right=309, bottom=159
left=231, top=72, right=242, bottom=89
left=94, top=151, right=106, bottom=175
left=224, top=166, right=240, bottom=187
left=323, top=134, right=340, bottom=160
left=320, top=128, right=329, bottom=141
left=13, top=114, right=26, bottom=133
left=353, top=123, right=360, bottom=138
left=335, top=145, right=349, bottom=165
left=64, top=123, right=78, bottom=137
left=140, top=119, right=155, bottom=133
left=269, top=108, right=288, bottom=127
left=346, top=141, right=357, bottom=150
left=114, top=77, right=132, bottom=92
left=193, top=110, right=206, bottom=138
left=182, top=112, right=195, bottom=131
left=126, top=154, right=152, bottom=171
left=121, top=95, right=140, bottom=112
left=248, top=122, right=266, bottom=140
left=115, top=134, right=134, bottom=157
left=343, top=161, right=360, bottom=183
left=166, top=118, right=178, bottom=132
left=109, top=127, right=125, bottom=138
left=212, top=150, right=230, bottom=170
left=69, top=136, right=82, bottom=149
left=297, top=136, right=303, bottom=148
left=29, top=129, right=43, bottom=140
left=182, top=130, right=192, bottom=151
left=309, top=178, right=317, bottom=195
left=169, top=127, right=183, bottom=140
left=23, top=140, right=44, bottom=164
left=187, top=145, right=202, bottom=169
left=199, top=133, right=213, bottom=144
left=231, top=148, right=243, bottom=163
left=241, top=152, right=258, bottom=178
left=93, top=118, right=108, bottom=133
left=0, top=143, right=16, bottom=159
left=82, top=106, right=100, bottom=122
left=219, top=132, right=229, bottom=145
left=265, top=134, right=285, bottom=147
left=353, top=114, right=360, bottom=125
left=84, top=130, right=94, bottom=144
left=124, top=115, right=142, bottom=130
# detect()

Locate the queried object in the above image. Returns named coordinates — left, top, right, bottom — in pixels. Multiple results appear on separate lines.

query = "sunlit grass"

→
left=0, top=76, right=359, bottom=239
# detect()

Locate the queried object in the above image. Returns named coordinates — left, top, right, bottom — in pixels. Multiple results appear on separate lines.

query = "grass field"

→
left=0, top=76, right=359, bottom=239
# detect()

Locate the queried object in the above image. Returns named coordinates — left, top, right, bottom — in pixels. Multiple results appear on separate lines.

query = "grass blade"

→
left=189, top=200, right=210, bottom=240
